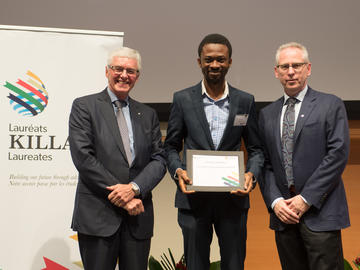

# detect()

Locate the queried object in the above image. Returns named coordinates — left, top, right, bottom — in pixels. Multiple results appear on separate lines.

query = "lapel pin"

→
left=301, top=114, right=304, bottom=118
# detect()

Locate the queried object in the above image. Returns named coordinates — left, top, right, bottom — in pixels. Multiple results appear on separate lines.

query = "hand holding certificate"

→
left=186, top=150, right=247, bottom=192
left=176, top=168, right=195, bottom=194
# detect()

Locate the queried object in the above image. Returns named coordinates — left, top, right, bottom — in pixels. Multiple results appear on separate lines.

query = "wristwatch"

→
left=131, top=182, right=140, bottom=196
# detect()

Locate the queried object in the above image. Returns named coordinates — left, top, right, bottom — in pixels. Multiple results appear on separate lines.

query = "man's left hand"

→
left=285, top=195, right=310, bottom=218
left=124, top=198, right=144, bottom=216
left=106, top=183, right=135, bottom=207
left=231, top=172, right=254, bottom=196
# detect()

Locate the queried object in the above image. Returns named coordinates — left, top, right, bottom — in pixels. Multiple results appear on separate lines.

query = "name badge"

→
left=233, top=114, right=248, bottom=126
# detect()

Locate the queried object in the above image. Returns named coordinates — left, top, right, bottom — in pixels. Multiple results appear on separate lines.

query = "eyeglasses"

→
left=277, top=62, right=308, bottom=72
left=108, top=65, right=138, bottom=76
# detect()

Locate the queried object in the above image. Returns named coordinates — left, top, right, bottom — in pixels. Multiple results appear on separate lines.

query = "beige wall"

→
left=1, top=0, right=360, bottom=103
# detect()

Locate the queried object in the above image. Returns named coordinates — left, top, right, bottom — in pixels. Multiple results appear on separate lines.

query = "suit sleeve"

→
left=69, top=98, right=119, bottom=197
left=132, top=109, right=167, bottom=199
left=300, top=97, right=349, bottom=209
left=242, top=96, right=264, bottom=180
left=164, top=93, right=186, bottom=180
left=258, top=109, right=283, bottom=211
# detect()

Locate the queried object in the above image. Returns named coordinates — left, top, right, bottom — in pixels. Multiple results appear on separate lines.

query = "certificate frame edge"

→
left=186, top=149, right=245, bottom=192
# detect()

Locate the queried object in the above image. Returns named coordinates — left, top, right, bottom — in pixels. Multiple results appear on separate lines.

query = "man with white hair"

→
left=258, top=42, right=350, bottom=270
left=69, top=47, right=166, bottom=270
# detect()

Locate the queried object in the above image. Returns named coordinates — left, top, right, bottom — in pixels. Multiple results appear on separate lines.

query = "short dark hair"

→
left=198, top=33, right=232, bottom=58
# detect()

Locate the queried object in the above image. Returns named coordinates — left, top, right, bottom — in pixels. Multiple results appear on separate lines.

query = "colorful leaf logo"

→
left=3, top=70, right=49, bottom=116
left=222, top=171, right=241, bottom=187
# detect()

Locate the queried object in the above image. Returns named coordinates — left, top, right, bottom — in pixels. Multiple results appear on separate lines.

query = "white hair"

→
left=107, top=47, right=142, bottom=70
left=275, top=42, right=309, bottom=64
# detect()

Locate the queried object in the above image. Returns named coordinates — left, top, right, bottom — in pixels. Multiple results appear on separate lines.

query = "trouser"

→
left=178, top=204, right=248, bottom=270
left=78, top=222, right=151, bottom=270
left=275, top=221, right=344, bottom=270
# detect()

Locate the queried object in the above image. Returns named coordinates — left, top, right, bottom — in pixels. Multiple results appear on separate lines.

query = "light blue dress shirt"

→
left=201, top=80, right=230, bottom=149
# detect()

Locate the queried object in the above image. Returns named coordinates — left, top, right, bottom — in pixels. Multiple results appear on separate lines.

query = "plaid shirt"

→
left=201, top=80, right=230, bottom=149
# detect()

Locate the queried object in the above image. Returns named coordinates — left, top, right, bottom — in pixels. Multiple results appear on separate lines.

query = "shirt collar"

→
left=201, top=80, right=229, bottom=101
left=107, top=87, right=129, bottom=105
left=283, top=85, right=308, bottom=105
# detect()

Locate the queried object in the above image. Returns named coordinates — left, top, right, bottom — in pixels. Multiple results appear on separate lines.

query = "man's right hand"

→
left=176, top=168, right=195, bottom=194
left=106, top=184, right=134, bottom=207
left=274, top=199, right=300, bottom=224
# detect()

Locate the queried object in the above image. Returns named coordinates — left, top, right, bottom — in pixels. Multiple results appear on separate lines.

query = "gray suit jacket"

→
left=164, top=82, right=264, bottom=210
left=258, top=87, right=350, bottom=231
left=69, top=89, right=166, bottom=239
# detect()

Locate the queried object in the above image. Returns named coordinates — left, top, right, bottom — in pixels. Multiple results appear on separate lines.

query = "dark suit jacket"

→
left=164, top=82, right=264, bottom=210
left=258, top=87, right=350, bottom=232
left=69, top=89, right=166, bottom=239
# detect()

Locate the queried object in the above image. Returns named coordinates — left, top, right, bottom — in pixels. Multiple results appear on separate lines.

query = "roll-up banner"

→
left=0, top=25, right=123, bottom=270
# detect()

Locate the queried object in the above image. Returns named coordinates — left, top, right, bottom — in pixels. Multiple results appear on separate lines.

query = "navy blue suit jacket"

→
left=258, top=87, right=350, bottom=231
left=164, top=82, right=264, bottom=210
left=69, top=89, right=166, bottom=239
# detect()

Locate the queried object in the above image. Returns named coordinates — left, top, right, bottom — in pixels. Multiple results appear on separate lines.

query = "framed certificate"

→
left=186, top=149, right=245, bottom=192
